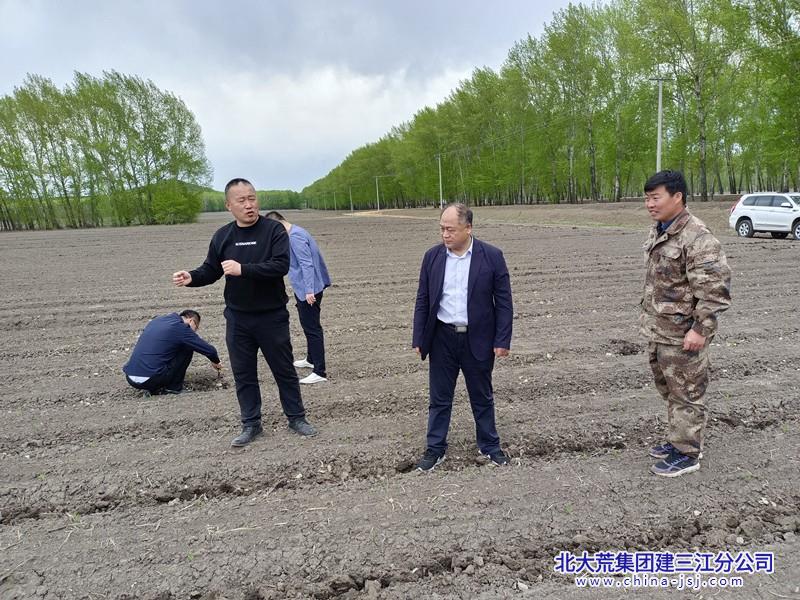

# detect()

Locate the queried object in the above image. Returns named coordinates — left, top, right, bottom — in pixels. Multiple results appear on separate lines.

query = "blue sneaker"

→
left=650, top=442, right=703, bottom=460
left=650, top=451, right=700, bottom=477
left=649, top=442, right=677, bottom=459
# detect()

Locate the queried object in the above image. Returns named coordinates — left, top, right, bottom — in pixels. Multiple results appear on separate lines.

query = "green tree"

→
left=0, top=71, right=212, bottom=230
left=300, top=0, right=796, bottom=207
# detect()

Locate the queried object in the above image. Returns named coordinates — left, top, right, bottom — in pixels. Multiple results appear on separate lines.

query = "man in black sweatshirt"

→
left=123, top=310, right=221, bottom=395
left=173, top=178, right=317, bottom=446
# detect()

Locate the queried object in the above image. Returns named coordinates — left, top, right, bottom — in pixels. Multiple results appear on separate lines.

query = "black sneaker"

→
left=480, top=450, right=510, bottom=466
left=650, top=442, right=703, bottom=460
left=231, top=424, right=263, bottom=447
left=150, top=386, right=182, bottom=396
left=650, top=450, right=700, bottom=477
left=416, top=449, right=445, bottom=472
left=288, top=418, right=318, bottom=437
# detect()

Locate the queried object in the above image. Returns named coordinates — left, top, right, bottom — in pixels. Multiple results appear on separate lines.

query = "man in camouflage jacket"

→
left=640, top=170, right=731, bottom=477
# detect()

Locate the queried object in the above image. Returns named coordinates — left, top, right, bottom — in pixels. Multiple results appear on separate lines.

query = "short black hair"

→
left=180, top=309, right=201, bottom=325
left=644, top=170, right=688, bottom=205
left=224, top=178, right=254, bottom=195
left=264, top=211, right=286, bottom=222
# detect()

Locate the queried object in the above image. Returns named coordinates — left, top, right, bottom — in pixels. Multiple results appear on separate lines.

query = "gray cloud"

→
left=1, top=0, right=573, bottom=190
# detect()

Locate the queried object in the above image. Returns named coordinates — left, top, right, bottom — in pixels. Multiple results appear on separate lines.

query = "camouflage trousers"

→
left=648, top=342, right=710, bottom=458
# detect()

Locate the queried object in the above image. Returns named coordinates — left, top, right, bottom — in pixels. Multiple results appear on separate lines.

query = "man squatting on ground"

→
left=641, top=170, right=731, bottom=477
left=123, top=310, right=222, bottom=395
left=413, top=203, right=513, bottom=472
left=173, top=178, right=317, bottom=447
left=264, top=211, right=331, bottom=385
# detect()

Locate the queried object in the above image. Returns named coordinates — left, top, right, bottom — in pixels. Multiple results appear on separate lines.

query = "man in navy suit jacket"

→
left=412, top=203, right=513, bottom=471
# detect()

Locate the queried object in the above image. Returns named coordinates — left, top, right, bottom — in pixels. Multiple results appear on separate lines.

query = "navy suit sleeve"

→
left=179, top=327, right=220, bottom=364
left=492, top=250, right=513, bottom=350
left=412, top=252, right=431, bottom=349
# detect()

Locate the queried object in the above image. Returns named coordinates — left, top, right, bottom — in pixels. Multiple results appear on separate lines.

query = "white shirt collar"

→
left=446, top=236, right=473, bottom=259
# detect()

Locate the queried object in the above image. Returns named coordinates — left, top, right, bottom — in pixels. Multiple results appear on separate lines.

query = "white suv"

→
left=729, top=192, right=800, bottom=239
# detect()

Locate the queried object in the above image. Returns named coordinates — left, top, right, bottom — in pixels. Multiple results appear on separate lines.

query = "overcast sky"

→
left=1, top=0, right=573, bottom=191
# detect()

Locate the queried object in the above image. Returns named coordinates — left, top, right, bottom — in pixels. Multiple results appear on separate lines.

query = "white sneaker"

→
left=299, top=373, right=327, bottom=384
left=293, top=358, right=314, bottom=369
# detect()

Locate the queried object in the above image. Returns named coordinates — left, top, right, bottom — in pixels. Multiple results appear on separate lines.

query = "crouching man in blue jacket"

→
left=123, top=310, right=222, bottom=395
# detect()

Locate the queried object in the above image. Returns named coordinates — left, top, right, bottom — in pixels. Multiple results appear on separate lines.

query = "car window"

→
left=742, top=196, right=756, bottom=206
left=754, top=196, right=773, bottom=207
left=790, top=195, right=800, bottom=207
left=771, top=196, right=791, bottom=207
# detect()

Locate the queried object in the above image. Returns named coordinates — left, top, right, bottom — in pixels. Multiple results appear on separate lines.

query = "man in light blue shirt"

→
left=265, top=211, right=331, bottom=384
left=413, top=203, right=513, bottom=471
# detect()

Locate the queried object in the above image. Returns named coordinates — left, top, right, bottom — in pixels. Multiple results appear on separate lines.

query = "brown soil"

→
left=1, top=205, right=798, bottom=599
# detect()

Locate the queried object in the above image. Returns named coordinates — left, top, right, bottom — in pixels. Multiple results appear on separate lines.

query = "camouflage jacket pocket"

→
left=655, top=244, right=683, bottom=269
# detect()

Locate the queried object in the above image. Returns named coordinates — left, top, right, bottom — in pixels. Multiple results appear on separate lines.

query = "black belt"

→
left=438, top=320, right=468, bottom=333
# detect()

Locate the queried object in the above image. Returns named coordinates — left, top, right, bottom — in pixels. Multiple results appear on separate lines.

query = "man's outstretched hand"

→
left=173, top=271, right=192, bottom=286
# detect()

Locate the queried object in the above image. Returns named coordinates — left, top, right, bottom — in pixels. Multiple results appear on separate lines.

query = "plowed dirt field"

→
left=1, top=202, right=798, bottom=599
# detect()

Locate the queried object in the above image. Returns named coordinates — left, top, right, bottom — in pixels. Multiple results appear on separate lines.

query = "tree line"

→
left=0, top=71, right=211, bottom=230
left=201, top=189, right=304, bottom=212
left=301, top=0, right=800, bottom=209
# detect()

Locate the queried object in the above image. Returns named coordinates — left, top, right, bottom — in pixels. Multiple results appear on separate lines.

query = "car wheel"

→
left=793, top=220, right=800, bottom=240
left=771, top=232, right=789, bottom=239
left=736, top=219, right=754, bottom=238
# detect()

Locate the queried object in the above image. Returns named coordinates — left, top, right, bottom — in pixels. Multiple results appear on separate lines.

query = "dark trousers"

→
left=426, top=322, right=501, bottom=455
left=225, top=306, right=305, bottom=427
left=126, top=347, right=193, bottom=393
left=295, top=291, right=326, bottom=378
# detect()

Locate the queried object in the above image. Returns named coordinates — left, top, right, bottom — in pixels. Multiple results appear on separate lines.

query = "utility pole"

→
left=656, top=79, right=663, bottom=172
left=520, top=124, right=525, bottom=204
left=436, top=153, right=444, bottom=209
left=650, top=77, right=670, bottom=172
left=333, top=190, right=336, bottom=211
left=349, top=186, right=353, bottom=212
left=374, top=175, right=392, bottom=211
